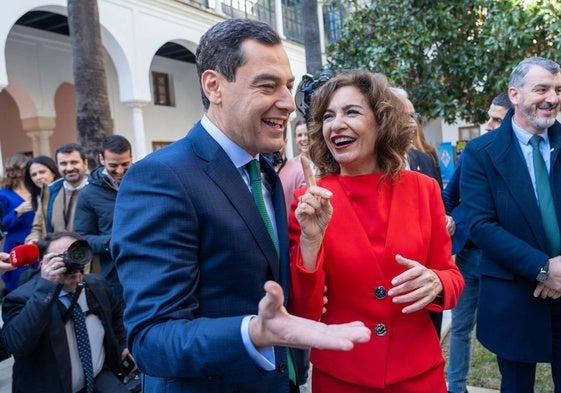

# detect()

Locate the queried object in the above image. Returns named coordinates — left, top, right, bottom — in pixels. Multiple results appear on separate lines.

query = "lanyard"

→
left=62, top=189, right=76, bottom=229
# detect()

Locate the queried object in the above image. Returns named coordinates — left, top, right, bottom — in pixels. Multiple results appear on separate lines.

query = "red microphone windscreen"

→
left=9, top=244, right=40, bottom=268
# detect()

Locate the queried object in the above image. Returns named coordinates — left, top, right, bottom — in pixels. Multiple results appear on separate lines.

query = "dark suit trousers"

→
left=76, top=368, right=130, bottom=393
left=497, top=302, right=561, bottom=393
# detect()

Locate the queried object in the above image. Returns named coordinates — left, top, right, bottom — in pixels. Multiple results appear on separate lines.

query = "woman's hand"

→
left=15, top=200, right=32, bottom=217
left=0, top=252, right=16, bottom=274
left=295, top=156, right=333, bottom=270
left=388, top=254, right=444, bottom=313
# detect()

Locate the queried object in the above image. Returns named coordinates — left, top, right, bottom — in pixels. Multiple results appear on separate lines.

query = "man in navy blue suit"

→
left=445, top=93, right=511, bottom=393
left=461, top=57, right=561, bottom=392
left=111, top=18, right=370, bottom=393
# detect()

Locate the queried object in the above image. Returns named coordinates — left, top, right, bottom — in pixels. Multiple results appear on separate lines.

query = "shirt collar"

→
left=511, top=118, right=549, bottom=146
left=102, top=168, right=119, bottom=189
left=63, top=177, right=89, bottom=192
left=201, top=114, right=258, bottom=169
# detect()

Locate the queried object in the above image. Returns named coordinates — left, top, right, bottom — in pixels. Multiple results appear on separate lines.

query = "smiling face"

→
left=56, top=151, right=88, bottom=187
left=295, top=123, right=310, bottom=154
left=509, top=64, right=561, bottom=133
left=203, top=39, right=295, bottom=156
left=100, top=150, right=132, bottom=186
left=322, top=85, right=378, bottom=176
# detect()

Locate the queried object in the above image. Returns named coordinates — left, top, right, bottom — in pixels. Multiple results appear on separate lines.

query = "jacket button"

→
left=374, top=323, right=387, bottom=336
left=374, top=286, right=387, bottom=299
left=278, top=363, right=287, bottom=373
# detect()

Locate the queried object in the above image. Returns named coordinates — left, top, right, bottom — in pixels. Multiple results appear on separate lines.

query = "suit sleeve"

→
left=460, top=142, right=547, bottom=279
left=25, top=207, right=45, bottom=243
left=1, top=278, right=62, bottom=356
left=287, top=188, right=326, bottom=321
left=111, top=158, right=263, bottom=381
left=423, top=179, right=464, bottom=311
left=443, top=155, right=462, bottom=214
left=73, top=191, right=111, bottom=254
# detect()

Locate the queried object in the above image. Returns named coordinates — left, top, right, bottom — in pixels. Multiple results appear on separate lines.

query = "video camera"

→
left=295, top=69, right=334, bottom=122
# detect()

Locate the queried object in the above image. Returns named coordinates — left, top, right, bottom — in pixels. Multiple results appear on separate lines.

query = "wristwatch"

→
left=536, top=260, right=550, bottom=282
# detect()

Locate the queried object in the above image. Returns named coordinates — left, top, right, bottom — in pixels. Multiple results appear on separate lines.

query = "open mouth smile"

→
left=331, top=136, right=356, bottom=147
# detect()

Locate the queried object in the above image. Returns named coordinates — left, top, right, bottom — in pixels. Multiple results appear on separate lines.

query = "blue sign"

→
left=439, top=142, right=454, bottom=183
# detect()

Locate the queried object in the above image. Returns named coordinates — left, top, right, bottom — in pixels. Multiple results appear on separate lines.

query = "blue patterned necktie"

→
left=247, top=159, right=279, bottom=255
left=529, top=135, right=561, bottom=257
left=71, top=302, right=94, bottom=393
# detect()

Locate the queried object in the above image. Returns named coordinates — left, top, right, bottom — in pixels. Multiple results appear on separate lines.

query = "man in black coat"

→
left=74, top=135, right=133, bottom=307
left=2, top=232, right=133, bottom=393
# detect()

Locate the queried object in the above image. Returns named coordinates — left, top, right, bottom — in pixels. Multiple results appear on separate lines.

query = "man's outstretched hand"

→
left=249, top=281, right=371, bottom=350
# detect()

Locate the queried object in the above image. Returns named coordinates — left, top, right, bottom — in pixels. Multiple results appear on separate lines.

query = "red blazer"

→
left=288, top=171, right=464, bottom=389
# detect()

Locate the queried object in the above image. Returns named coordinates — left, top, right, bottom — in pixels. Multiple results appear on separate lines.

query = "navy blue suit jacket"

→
left=443, top=154, right=469, bottom=255
left=112, top=122, right=290, bottom=392
left=461, top=109, right=561, bottom=362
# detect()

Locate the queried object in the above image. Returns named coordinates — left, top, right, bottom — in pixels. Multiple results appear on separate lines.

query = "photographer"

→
left=1, top=231, right=134, bottom=393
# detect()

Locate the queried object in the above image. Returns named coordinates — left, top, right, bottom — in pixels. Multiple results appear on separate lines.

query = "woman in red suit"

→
left=288, top=69, right=464, bottom=393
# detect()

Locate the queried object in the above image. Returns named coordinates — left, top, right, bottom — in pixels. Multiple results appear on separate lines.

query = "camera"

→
left=295, top=69, right=334, bottom=121
left=57, top=240, right=93, bottom=273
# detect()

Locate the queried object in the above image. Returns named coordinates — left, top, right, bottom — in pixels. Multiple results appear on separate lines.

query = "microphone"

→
left=9, top=244, right=40, bottom=268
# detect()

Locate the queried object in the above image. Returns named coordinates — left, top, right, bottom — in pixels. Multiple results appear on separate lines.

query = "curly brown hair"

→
left=1, top=153, right=29, bottom=190
left=307, top=69, right=414, bottom=180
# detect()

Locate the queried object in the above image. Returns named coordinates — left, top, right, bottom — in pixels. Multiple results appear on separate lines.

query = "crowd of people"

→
left=0, top=16, right=560, bottom=393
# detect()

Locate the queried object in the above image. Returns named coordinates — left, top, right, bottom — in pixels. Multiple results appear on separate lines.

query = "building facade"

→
left=0, top=0, right=338, bottom=168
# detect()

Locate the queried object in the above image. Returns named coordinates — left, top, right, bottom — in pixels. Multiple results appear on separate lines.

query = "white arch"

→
left=0, top=1, right=68, bottom=90
left=0, top=2, right=134, bottom=106
left=100, top=26, right=133, bottom=104
left=99, top=2, right=219, bottom=103
left=4, top=79, right=38, bottom=119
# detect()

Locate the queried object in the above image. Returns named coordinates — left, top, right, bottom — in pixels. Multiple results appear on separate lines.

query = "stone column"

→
left=275, top=0, right=285, bottom=39
left=318, top=0, right=326, bottom=53
left=127, top=101, right=149, bottom=160
left=22, top=116, right=56, bottom=157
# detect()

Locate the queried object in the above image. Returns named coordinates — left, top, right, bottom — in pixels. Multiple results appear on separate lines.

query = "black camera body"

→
left=57, top=240, right=93, bottom=273
left=295, top=69, right=334, bottom=121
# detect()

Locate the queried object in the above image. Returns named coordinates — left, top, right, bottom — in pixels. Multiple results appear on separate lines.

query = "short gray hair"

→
left=509, top=57, right=560, bottom=89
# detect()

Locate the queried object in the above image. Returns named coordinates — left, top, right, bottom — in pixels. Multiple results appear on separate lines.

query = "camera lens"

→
left=64, top=240, right=93, bottom=271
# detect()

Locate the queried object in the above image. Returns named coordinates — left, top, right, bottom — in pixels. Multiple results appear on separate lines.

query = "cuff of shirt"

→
left=241, top=315, right=276, bottom=371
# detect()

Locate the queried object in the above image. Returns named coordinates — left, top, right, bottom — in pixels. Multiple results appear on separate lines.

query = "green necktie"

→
left=248, top=161, right=295, bottom=383
left=529, top=135, right=561, bottom=257
left=247, top=159, right=279, bottom=255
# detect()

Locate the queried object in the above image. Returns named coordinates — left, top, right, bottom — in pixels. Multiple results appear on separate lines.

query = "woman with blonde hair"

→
left=0, top=153, right=37, bottom=291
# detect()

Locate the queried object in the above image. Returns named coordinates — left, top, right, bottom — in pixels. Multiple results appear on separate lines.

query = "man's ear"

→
left=201, top=70, right=222, bottom=105
left=508, top=87, right=519, bottom=106
left=98, top=153, right=104, bottom=166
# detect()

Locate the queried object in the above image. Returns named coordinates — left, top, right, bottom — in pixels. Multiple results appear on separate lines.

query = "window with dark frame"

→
left=152, top=71, right=172, bottom=106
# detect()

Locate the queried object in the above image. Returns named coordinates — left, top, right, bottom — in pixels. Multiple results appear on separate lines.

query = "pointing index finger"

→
left=301, top=155, right=316, bottom=187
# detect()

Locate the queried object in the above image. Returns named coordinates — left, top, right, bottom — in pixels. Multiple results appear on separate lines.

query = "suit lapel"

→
left=189, top=124, right=282, bottom=283
left=261, top=155, right=290, bottom=293
left=50, top=299, right=74, bottom=393
left=548, top=123, right=561, bottom=229
left=486, top=116, right=553, bottom=250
